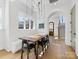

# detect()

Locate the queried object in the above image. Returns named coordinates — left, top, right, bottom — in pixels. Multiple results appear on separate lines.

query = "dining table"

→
left=19, top=34, right=47, bottom=59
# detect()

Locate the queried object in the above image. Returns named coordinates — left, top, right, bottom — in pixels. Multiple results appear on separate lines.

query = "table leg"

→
left=27, top=42, right=30, bottom=59
left=35, top=42, right=39, bottom=59
left=21, top=40, right=24, bottom=59
left=34, top=46, right=36, bottom=55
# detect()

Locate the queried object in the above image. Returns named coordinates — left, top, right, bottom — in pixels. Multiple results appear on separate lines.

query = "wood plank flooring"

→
left=0, top=36, right=77, bottom=59
left=41, top=36, right=77, bottom=59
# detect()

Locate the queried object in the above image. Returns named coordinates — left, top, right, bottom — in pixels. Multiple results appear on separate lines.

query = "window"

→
left=31, top=20, right=33, bottom=29
left=39, top=23, right=44, bottom=29
left=59, top=16, right=65, bottom=23
left=18, top=16, right=35, bottom=30
left=19, top=21, right=24, bottom=29
left=18, top=16, right=24, bottom=29
left=25, top=20, right=29, bottom=29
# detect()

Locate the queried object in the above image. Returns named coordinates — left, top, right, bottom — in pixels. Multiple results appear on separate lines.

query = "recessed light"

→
left=54, top=3, right=57, bottom=5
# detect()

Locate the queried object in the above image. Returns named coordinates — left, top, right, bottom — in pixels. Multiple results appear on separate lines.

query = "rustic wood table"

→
left=19, top=34, right=46, bottom=59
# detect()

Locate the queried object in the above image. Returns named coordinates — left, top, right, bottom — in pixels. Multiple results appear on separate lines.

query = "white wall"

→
left=4, top=0, right=38, bottom=53
left=36, top=18, right=48, bottom=34
left=71, top=5, right=76, bottom=49
left=0, top=30, right=5, bottom=49
left=0, top=0, right=5, bottom=50
left=75, top=2, right=78, bottom=56
left=64, top=12, right=72, bottom=45
left=70, top=2, right=78, bottom=56
left=1, top=0, right=77, bottom=54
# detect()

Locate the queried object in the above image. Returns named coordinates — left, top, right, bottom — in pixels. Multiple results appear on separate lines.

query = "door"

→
left=58, top=23, right=65, bottom=39
left=71, top=5, right=76, bottom=49
left=58, top=16, right=65, bottom=39
left=49, top=22, right=54, bottom=36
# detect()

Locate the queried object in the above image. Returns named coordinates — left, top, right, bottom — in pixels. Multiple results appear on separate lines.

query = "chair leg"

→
left=27, top=48, right=29, bottom=59
left=35, top=42, right=39, bottom=59
left=42, top=45, right=44, bottom=51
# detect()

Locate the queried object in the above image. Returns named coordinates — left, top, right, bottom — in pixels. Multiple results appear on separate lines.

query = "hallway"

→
left=42, top=36, right=77, bottom=59
left=0, top=37, right=77, bottom=59
left=0, top=0, right=77, bottom=59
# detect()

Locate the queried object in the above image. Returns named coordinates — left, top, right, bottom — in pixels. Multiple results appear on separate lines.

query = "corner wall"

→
left=5, top=0, right=38, bottom=53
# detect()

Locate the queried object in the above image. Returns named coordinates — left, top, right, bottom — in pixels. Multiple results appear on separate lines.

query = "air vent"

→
left=49, top=0, right=58, bottom=3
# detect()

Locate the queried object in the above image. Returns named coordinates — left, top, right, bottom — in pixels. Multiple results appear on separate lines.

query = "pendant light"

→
left=30, top=0, right=33, bottom=20
left=38, top=1, right=40, bottom=18
left=38, top=0, right=43, bottom=19
left=45, top=0, right=46, bottom=19
left=41, top=0, right=42, bottom=18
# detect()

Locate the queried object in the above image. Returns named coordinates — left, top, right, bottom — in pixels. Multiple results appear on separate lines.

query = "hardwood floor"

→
left=0, top=36, right=77, bottom=59
left=41, top=36, right=77, bottom=59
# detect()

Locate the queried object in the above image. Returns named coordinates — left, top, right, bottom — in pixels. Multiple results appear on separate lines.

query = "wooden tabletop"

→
left=19, top=35, right=42, bottom=42
left=34, top=33, right=47, bottom=37
left=19, top=34, right=47, bottom=42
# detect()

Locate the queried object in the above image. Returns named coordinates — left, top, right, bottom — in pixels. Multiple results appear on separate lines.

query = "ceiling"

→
left=15, top=0, right=76, bottom=18
left=18, top=0, right=76, bottom=10
left=49, top=0, right=58, bottom=3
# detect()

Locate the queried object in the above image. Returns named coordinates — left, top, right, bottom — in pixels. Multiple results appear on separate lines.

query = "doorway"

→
left=71, top=5, right=76, bottom=50
left=58, top=17, right=65, bottom=39
left=48, top=11, right=66, bottom=40
left=49, top=22, right=54, bottom=36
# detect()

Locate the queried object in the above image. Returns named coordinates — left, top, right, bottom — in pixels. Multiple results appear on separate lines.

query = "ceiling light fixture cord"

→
left=38, top=1, right=40, bottom=18
left=44, top=0, right=45, bottom=19
left=31, top=0, right=33, bottom=19
left=41, top=0, right=42, bottom=18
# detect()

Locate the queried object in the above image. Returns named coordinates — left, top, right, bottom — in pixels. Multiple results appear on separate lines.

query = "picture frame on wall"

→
left=18, top=16, right=25, bottom=29
left=39, top=23, right=44, bottom=29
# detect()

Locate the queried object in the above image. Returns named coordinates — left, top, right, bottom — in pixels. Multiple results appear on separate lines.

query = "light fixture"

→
left=38, top=1, right=40, bottom=18
left=37, top=0, right=46, bottom=19
left=41, top=0, right=42, bottom=17
left=49, top=0, right=58, bottom=3
left=10, top=0, right=15, bottom=2
left=30, top=0, right=33, bottom=20
left=37, top=0, right=42, bottom=19
left=54, top=3, right=57, bottom=5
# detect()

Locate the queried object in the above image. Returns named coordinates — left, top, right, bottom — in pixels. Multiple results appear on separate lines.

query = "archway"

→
left=49, top=22, right=54, bottom=36
left=48, top=10, right=65, bottom=39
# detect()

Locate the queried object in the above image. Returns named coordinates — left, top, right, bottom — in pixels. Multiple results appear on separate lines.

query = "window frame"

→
left=18, top=16, right=35, bottom=30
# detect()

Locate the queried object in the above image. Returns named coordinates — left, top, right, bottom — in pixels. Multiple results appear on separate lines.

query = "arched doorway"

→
left=48, top=10, right=65, bottom=40
left=58, top=17, right=65, bottom=39
left=49, top=22, right=54, bottom=36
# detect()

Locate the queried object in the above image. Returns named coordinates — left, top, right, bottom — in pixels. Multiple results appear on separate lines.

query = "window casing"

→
left=18, top=16, right=35, bottom=30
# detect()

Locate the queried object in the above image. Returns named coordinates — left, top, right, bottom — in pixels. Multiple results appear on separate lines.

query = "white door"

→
left=71, top=5, right=76, bottom=49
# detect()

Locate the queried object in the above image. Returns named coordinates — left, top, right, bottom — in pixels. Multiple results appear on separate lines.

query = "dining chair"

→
left=21, top=40, right=36, bottom=59
left=38, top=35, right=50, bottom=53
